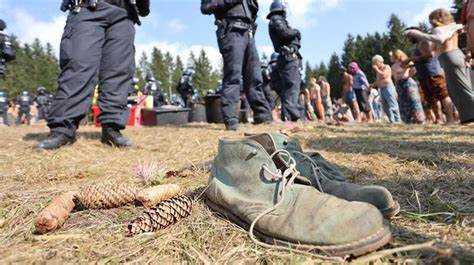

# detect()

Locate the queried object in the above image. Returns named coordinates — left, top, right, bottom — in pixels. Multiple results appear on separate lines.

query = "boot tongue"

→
left=249, top=133, right=312, bottom=186
left=248, top=134, right=287, bottom=171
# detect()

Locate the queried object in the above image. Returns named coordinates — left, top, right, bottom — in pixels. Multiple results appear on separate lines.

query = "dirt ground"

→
left=0, top=123, right=472, bottom=264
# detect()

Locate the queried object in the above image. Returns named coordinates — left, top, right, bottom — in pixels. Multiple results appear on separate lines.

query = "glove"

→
left=136, top=0, right=150, bottom=17
left=295, top=29, right=301, bottom=40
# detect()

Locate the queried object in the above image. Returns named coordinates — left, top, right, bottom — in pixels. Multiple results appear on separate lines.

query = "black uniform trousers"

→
left=47, top=2, right=135, bottom=138
left=277, top=55, right=301, bottom=122
left=17, top=107, right=31, bottom=125
left=37, top=106, right=49, bottom=120
left=0, top=109, right=8, bottom=125
left=217, top=26, right=272, bottom=125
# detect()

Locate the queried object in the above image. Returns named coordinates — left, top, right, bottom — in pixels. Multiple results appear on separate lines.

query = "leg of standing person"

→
left=380, top=87, right=394, bottom=123
left=242, top=34, right=273, bottom=124
left=219, top=30, right=247, bottom=129
left=439, top=50, right=474, bottom=124
left=47, top=10, right=106, bottom=138
left=97, top=10, right=135, bottom=134
left=387, top=84, right=401, bottom=122
left=277, top=55, right=301, bottom=122
left=16, top=110, right=23, bottom=125
left=26, top=110, right=31, bottom=125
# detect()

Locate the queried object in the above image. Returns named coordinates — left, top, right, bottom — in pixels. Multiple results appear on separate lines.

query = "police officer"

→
left=0, top=90, right=9, bottom=125
left=35, top=86, right=51, bottom=121
left=36, top=0, right=150, bottom=150
left=268, top=0, right=302, bottom=122
left=261, top=59, right=276, bottom=109
left=16, top=91, right=33, bottom=125
left=0, top=19, right=16, bottom=77
left=176, top=67, right=196, bottom=108
left=201, top=0, right=273, bottom=130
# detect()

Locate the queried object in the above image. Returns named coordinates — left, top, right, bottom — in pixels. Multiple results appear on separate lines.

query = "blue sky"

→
left=0, top=0, right=453, bottom=69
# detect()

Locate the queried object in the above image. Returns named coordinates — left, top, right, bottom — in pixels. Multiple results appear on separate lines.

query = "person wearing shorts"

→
left=340, top=66, right=361, bottom=122
left=349, top=62, right=373, bottom=121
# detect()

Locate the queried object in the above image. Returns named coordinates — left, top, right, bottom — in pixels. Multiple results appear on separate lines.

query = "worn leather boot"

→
left=206, top=134, right=391, bottom=257
left=101, top=125, right=132, bottom=148
left=35, top=132, right=75, bottom=150
left=269, top=132, right=400, bottom=219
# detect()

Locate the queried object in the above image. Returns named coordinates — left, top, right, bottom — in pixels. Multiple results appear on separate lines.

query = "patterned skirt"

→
left=396, top=78, right=426, bottom=124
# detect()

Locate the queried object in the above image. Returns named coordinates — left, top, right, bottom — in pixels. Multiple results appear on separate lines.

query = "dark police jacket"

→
left=269, top=14, right=301, bottom=53
left=35, top=95, right=51, bottom=107
left=201, top=0, right=259, bottom=23
left=61, top=0, right=150, bottom=25
left=17, top=95, right=32, bottom=110
left=0, top=95, right=8, bottom=110
left=0, top=31, right=16, bottom=62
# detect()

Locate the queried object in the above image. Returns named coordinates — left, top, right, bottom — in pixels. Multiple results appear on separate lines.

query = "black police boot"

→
left=225, top=120, right=239, bottom=131
left=35, top=132, right=75, bottom=150
left=101, top=124, right=132, bottom=148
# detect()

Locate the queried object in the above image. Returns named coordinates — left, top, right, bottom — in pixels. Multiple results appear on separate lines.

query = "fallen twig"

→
left=352, top=241, right=452, bottom=264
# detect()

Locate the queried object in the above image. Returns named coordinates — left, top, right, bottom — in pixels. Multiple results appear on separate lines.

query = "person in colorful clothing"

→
left=349, top=62, right=373, bottom=122
left=391, top=49, right=425, bottom=124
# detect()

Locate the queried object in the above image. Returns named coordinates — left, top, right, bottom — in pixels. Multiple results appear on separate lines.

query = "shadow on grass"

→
left=23, top=132, right=102, bottom=141
left=303, top=135, right=473, bottom=170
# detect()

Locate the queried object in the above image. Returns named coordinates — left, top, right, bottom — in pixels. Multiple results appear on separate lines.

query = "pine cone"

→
left=127, top=195, right=193, bottom=236
left=75, top=183, right=138, bottom=210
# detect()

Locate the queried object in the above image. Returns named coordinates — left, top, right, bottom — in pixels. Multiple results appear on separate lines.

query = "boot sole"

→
left=205, top=198, right=392, bottom=257
left=381, top=201, right=401, bottom=219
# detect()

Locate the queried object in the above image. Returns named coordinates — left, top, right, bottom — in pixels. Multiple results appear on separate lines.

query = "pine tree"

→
left=342, top=34, right=357, bottom=67
left=150, top=48, right=167, bottom=85
left=193, top=49, right=216, bottom=95
left=163, top=52, right=175, bottom=94
left=387, top=14, right=413, bottom=55
left=304, top=61, right=313, bottom=84
left=0, top=37, right=59, bottom=97
left=327, top=53, right=343, bottom=98
left=316, top=62, right=328, bottom=78
left=172, top=56, right=184, bottom=92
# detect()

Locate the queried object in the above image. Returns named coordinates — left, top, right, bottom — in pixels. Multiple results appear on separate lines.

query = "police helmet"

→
left=21, top=91, right=29, bottom=96
left=145, top=72, right=156, bottom=82
left=267, top=0, right=287, bottom=19
left=270, top=53, right=279, bottom=63
left=0, top=19, right=6, bottom=31
left=0, top=90, right=7, bottom=98
left=37, top=86, right=46, bottom=94
left=261, top=59, right=269, bottom=68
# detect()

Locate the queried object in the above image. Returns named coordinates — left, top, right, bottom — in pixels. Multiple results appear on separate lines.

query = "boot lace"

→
left=248, top=150, right=342, bottom=261
left=291, top=151, right=327, bottom=193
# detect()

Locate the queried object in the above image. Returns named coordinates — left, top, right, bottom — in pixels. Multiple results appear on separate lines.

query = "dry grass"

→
left=0, top=122, right=472, bottom=264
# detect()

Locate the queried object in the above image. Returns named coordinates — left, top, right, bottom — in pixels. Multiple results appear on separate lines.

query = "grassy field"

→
left=0, top=123, right=472, bottom=264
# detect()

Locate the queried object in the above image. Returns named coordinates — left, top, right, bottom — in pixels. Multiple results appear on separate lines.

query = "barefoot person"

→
left=309, top=77, right=324, bottom=121
left=340, top=66, right=360, bottom=122
left=391, top=50, right=425, bottom=124
left=319, top=76, right=334, bottom=123
left=405, top=9, right=474, bottom=125
left=372, top=55, right=401, bottom=123
left=404, top=29, right=454, bottom=124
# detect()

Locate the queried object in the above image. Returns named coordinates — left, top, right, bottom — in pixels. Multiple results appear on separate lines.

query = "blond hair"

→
left=429, top=8, right=455, bottom=27
left=372, top=55, right=384, bottom=65
left=392, top=49, right=408, bottom=62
